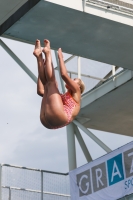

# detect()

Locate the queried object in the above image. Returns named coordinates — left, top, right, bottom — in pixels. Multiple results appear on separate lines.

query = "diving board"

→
left=77, top=69, right=133, bottom=136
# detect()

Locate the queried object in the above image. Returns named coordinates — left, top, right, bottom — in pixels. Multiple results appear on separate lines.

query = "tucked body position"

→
left=33, top=39, right=85, bottom=129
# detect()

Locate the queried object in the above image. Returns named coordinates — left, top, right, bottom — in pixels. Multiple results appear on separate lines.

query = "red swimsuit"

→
left=53, top=92, right=78, bottom=129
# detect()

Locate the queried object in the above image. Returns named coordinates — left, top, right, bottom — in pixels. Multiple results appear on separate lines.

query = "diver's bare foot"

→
left=44, top=39, right=50, bottom=48
left=58, top=48, right=63, bottom=59
left=42, top=39, right=50, bottom=55
left=33, top=39, right=42, bottom=58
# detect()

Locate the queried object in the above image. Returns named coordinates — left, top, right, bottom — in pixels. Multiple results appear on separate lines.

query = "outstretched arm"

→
left=58, top=48, right=79, bottom=92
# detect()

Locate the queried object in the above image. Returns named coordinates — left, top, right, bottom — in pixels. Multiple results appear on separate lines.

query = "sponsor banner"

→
left=69, top=141, right=133, bottom=200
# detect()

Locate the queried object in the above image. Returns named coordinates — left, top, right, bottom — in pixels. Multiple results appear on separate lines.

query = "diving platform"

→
left=0, top=0, right=133, bottom=70
left=77, top=69, right=133, bottom=137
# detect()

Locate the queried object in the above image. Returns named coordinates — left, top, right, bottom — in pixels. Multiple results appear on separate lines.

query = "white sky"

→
left=0, top=37, right=133, bottom=173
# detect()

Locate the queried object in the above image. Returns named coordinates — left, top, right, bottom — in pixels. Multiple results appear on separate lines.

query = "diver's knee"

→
left=37, top=89, right=44, bottom=97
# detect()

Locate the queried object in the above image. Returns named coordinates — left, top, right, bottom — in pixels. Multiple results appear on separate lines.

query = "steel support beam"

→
left=73, top=120, right=112, bottom=153
left=74, top=124, right=92, bottom=162
left=67, top=123, right=77, bottom=171
left=0, top=39, right=37, bottom=83
left=77, top=56, right=81, bottom=79
left=64, top=55, right=75, bottom=64
left=54, top=55, right=75, bottom=70
left=96, top=66, right=119, bottom=87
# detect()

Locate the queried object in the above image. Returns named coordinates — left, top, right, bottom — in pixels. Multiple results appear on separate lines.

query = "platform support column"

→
left=0, top=164, right=2, bottom=200
left=112, top=65, right=115, bottom=76
left=77, top=57, right=81, bottom=79
left=83, top=0, right=86, bottom=12
left=55, top=50, right=76, bottom=171
left=74, top=125, right=92, bottom=162
left=67, top=123, right=77, bottom=171
left=112, top=65, right=116, bottom=82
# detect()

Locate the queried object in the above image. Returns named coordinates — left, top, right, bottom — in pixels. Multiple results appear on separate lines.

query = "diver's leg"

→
left=33, top=39, right=47, bottom=85
left=40, top=40, right=67, bottom=127
left=42, top=39, right=56, bottom=82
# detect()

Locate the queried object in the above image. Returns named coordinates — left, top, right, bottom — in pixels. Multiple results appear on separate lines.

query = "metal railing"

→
left=86, top=0, right=133, bottom=15
left=54, top=53, right=122, bottom=94
left=54, top=55, right=107, bottom=82
left=1, top=164, right=70, bottom=200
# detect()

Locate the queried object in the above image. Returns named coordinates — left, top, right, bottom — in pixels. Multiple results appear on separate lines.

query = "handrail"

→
left=86, top=0, right=133, bottom=15
left=67, top=70, right=106, bottom=81
left=2, top=164, right=68, bottom=175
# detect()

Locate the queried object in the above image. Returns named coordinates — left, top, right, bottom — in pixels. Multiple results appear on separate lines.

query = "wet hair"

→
left=77, top=79, right=85, bottom=94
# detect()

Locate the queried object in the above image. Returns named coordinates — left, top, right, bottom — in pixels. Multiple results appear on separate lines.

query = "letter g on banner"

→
left=79, top=175, right=89, bottom=194
left=77, top=169, right=92, bottom=197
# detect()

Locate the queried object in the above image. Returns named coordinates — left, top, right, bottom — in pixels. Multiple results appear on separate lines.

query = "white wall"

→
left=44, top=0, right=83, bottom=11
